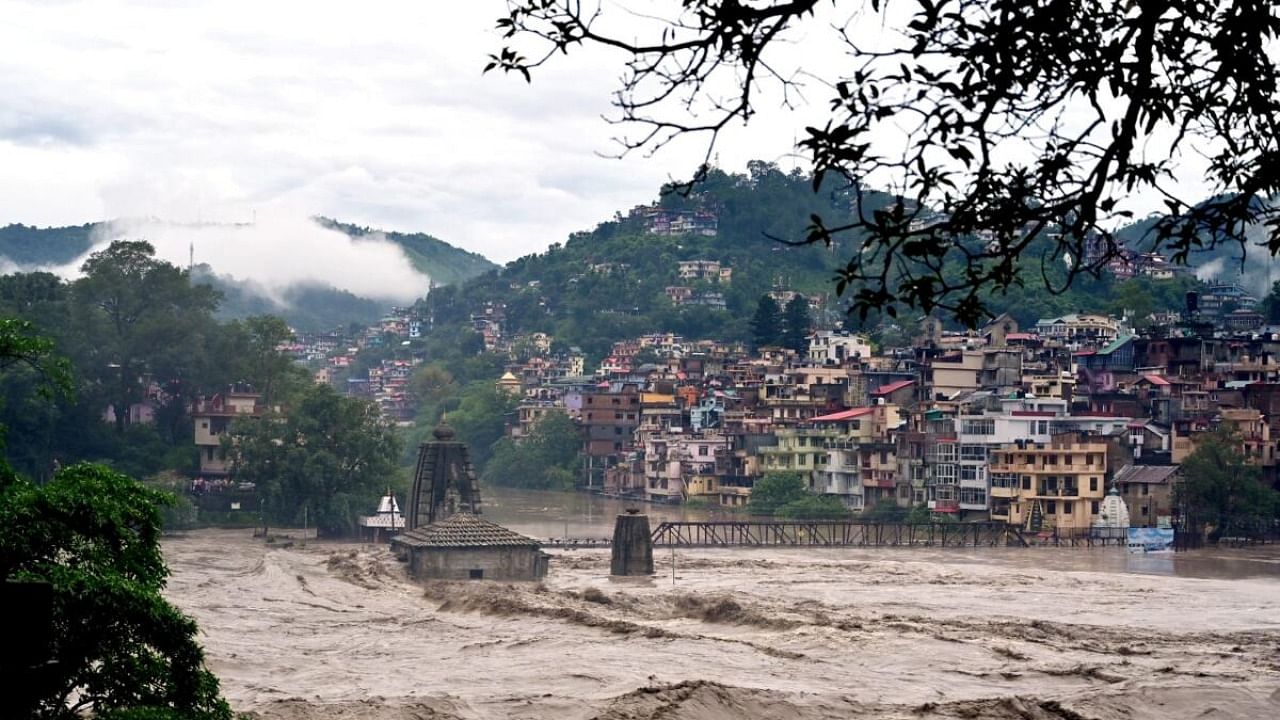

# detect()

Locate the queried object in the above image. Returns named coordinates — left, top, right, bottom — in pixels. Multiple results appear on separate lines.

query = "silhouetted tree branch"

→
left=490, top=0, right=1280, bottom=326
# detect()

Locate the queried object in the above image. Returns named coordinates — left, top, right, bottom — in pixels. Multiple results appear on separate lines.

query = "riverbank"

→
left=164, top=529, right=1280, bottom=719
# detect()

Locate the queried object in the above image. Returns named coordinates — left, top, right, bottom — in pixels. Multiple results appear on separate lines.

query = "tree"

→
left=0, top=317, right=71, bottom=405
left=782, top=295, right=811, bottom=355
left=747, top=471, right=808, bottom=516
left=862, top=499, right=908, bottom=523
left=1178, top=428, right=1279, bottom=538
left=775, top=493, right=851, bottom=520
left=749, top=295, right=783, bottom=351
left=0, top=463, right=231, bottom=719
left=1261, top=281, right=1280, bottom=325
left=491, top=1, right=1280, bottom=326
left=72, top=241, right=219, bottom=432
left=445, top=383, right=522, bottom=472
left=226, top=384, right=402, bottom=537
left=241, top=315, right=297, bottom=406
left=482, top=411, right=582, bottom=489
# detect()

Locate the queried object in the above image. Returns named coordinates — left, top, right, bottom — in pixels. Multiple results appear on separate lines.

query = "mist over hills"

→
left=0, top=216, right=496, bottom=331
left=3, top=173, right=1276, bottom=339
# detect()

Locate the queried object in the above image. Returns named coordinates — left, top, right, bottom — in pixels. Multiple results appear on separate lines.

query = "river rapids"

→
left=163, top=529, right=1280, bottom=719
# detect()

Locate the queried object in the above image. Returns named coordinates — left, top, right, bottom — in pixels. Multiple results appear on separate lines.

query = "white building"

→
left=808, top=331, right=873, bottom=365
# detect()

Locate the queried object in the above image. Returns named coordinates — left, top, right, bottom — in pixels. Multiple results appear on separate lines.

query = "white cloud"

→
left=38, top=215, right=433, bottom=303
left=0, top=0, right=1219, bottom=273
left=0, top=0, right=796, bottom=265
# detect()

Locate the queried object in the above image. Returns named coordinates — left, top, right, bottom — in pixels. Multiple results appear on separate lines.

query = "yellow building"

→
left=758, top=428, right=840, bottom=484
left=988, top=434, right=1109, bottom=531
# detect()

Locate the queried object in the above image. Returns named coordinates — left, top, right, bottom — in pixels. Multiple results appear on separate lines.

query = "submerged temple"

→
left=405, top=420, right=482, bottom=529
left=393, top=419, right=547, bottom=581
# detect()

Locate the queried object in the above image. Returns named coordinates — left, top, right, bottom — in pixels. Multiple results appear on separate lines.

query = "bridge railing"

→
left=649, top=520, right=1028, bottom=548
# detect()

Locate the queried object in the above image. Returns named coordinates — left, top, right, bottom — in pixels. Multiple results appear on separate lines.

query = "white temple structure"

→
left=358, top=490, right=405, bottom=542
left=1093, top=485, right=1131, bottom=536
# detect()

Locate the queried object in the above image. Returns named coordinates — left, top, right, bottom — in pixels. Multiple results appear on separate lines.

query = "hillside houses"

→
left=480, top=302, right=1280, bottom=535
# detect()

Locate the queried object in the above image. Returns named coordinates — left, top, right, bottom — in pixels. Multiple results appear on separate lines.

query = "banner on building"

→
left=1127, top=527, right=1175, bottom=553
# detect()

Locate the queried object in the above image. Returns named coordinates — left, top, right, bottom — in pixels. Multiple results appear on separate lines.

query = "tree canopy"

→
left=1177, top=429, right=1279, bottom=538
left=781, top=295, right=811, bottom=355
left=483, top=411, right=582, bottom=489
left=749, top=295, right=783, bottom=351
left=491, top=0, right=1280, bottom=326
left=225, top=383, right=402, bottom=537
left=0, top=463, right=231, bottom=719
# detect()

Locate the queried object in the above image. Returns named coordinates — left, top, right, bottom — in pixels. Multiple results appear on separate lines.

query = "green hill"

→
left=316, top=218, right=496, bottom=286
left=420, top=164, right=868, bottom=359
left=0, top=218, right=496, bottom=330
left=422, top=163, right=1215, bottom=358
left=0, top=222, right=99, bottom=266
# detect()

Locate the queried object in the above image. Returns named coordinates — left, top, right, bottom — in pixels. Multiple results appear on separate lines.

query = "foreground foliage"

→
left=492, top=0, right=1280, bottom=325
left=0, top=463, right=231, bottom=719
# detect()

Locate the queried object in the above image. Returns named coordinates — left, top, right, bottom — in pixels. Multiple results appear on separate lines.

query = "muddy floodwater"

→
left=164, top=490, right=1280, bottom=719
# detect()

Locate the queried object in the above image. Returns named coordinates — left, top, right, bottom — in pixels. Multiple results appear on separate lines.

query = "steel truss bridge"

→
left=649, top=520, right=1030, bottom=548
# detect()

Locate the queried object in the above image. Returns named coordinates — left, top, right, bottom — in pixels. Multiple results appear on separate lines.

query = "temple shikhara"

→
left=391, top=421, right=547, bottom=581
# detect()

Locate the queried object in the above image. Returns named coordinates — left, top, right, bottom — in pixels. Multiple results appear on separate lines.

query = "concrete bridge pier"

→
left=610, top=511, right=653, bottom=575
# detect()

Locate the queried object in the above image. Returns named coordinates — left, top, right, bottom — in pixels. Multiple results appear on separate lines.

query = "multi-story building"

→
left=987, top=434, right=1110, bottom=531
left=1034, top=314, right=1120, bottom=350
left=808, top=331, right=873, bottom=365
left=193, top=387, right=269, bottom=477
left=642, top=432, right=731, bottom=502
left=581, top=382, right=642, bottom=486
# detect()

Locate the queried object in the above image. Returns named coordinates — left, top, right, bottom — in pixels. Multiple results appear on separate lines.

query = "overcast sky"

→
left=0, top=0, right=812, bottom=266
left=0, top=0, right=1226, bottom=279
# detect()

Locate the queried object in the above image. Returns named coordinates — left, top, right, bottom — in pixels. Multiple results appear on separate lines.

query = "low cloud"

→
left=51, top=215, right=432, bottom=304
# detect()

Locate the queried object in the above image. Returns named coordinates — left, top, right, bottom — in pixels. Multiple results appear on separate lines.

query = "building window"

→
left=698, top=446, right=708, bottom=456
left=1090, top=477, right=1098, bottom=492
left=469, top=569, right=484, bottom=580
left=1046, top=501, right=1057, bottom=514
left=1022, top=476, right=1032, bottom=490
left=1063, top=501, right=1073, bottom=515
left=1091, top=501, right=1100, bottom=515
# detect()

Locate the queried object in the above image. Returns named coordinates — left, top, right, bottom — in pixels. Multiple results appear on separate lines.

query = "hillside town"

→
left=194, top=267, right=1274, bottom=539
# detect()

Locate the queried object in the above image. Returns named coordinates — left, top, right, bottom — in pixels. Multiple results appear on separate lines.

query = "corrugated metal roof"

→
left=392, top=513, right=541, bottom=549
left=810, top=407, right=875, bottom=422
left=871, top=379, right=915, bottom=396
left=1113, top=465, right=1180, bottom=486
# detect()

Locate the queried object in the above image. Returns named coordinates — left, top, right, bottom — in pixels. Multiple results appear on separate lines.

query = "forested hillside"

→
left=0, top=222, right=98, bottom=265
left=1, top=218, right=496, bottom=330
left=419, top=162, right=1209, bottom=361
left=190, top=266, right=387, bottom=332
left=317, top=218, right=496, bottom=286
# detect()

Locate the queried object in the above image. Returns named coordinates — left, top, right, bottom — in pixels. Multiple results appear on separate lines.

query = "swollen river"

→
left=164, top=488, right=1280, bottom=719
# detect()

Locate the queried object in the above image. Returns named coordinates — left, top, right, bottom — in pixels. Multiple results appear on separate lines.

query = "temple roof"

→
left=392, top=512, right=540, bottom=549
